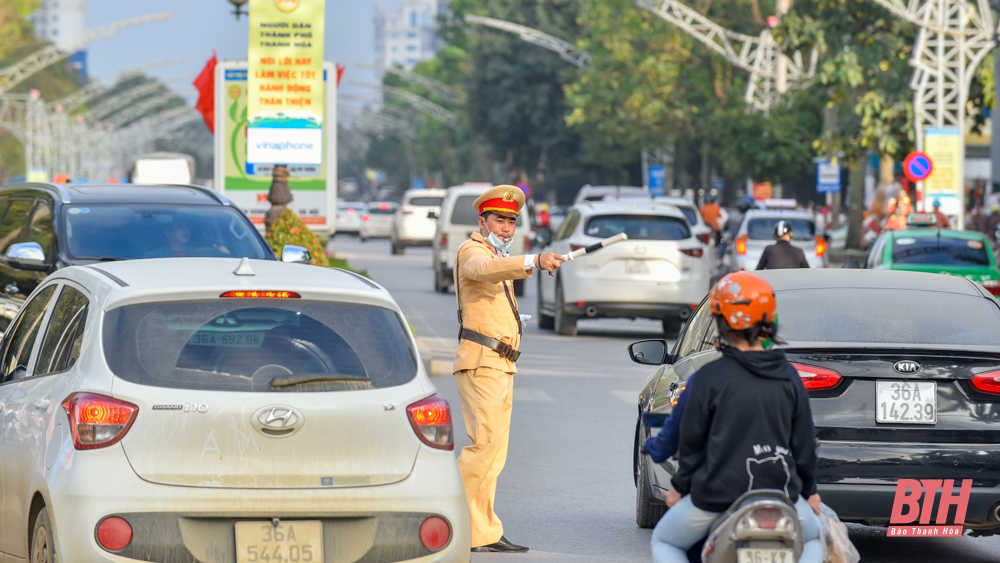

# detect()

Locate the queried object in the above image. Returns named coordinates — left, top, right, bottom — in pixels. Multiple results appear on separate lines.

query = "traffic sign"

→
left=816, top=159, right=841, bottom=194
left=903, top=152, right=933, bottom=183
left=648, top=165, right=665, bottom=196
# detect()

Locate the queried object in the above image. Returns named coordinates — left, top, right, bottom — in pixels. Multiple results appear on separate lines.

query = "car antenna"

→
left=233, top=257, right=255, bottom=276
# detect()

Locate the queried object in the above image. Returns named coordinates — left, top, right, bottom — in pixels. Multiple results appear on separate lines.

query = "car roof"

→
left=889, top=228, right=987, bottom=240
left=743, top=209, right=815, bottom=221
left=575, top=200, right=687, bottom=219
left=0, top=183, right=228, bottom=206
left=757, top=268, right=984, bottom=297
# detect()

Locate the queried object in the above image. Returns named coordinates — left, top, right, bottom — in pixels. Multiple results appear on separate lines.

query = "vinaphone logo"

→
left=275, top=0, right=299, bottom=13
left=887, top=479, right=972, bottom=537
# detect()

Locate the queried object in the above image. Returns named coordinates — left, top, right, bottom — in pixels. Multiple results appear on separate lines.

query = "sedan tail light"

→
left=62, top=393, right=138, bottom=450
left=681, top=248, right=704, bottom=258
left=970, top=370, right=1000, bottom=395
left=815, top=236, right=827, bottom=258
left=980, top=280, right=1000, bottom=296
left=790, top=362, right=843, bottom=391
left=736, top=235, right=748, bottom=256
left=697, top=233, right=711, bottom=245
left=407, top=394, right=454, bottom=450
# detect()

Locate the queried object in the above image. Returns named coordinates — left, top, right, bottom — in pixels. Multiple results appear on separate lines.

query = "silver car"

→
left=726, top=209, right=828, bottom=272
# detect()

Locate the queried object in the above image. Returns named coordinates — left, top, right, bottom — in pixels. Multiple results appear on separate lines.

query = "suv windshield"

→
left=64, top=205, right=269, bottom=260
left=103, top=301, right=417, bottom=392
left=747, top=218, right=816, bottom=241
left=891, top=237, right=991, bottom=267
left=584, top=214, right=690, bottom=240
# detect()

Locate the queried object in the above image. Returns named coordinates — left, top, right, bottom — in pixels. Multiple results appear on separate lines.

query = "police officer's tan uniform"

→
left=453, top=186, right=533, bottom=549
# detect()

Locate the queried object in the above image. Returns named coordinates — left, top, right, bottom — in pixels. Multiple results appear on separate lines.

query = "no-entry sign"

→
left=903, top=151, right=933, bottom=183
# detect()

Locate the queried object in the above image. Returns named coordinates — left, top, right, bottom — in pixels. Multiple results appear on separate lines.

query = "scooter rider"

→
left=756, top=221, right=810, bottom=270
left=650, top=272, right=823, bottom=563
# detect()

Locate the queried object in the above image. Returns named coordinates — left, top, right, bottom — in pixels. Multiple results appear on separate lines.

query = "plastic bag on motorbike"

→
left=817, top=503, right=859, bottom=563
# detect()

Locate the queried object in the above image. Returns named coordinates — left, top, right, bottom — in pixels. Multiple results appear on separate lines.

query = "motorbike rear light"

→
left=791, top=362, right=843, bottom=391
left=815, top=236, right=827, bottom=258
left=419, top=516, right=451, bottom=551
left=736, top=235, right=748, bottom=255
left=697, top=233, right=711, bottom=244
left=96, top=516, right=133, bottom=551
left=735, top=505, right=794, bottom=535
left=362, top=215, right=371, bottom=222
left=407, top=394, right=454, bottom=450
left=980, top=279, right=1000, bottom=296
left=681, top=248, right=704, bottom=258
left=220, top=290, right=301, bottom=299
left=62, top=393, right=138, bottom=450
left=970, top=370, right=1000, bottom=395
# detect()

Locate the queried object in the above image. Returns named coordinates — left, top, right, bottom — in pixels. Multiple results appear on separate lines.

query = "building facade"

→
left=375, top=0, right=447, bottom=70
left=30, top=0, right=88, bottom=78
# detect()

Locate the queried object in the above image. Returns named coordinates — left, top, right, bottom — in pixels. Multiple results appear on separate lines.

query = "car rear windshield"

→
left=450, top=195, right=522, bottom=226
left=63, top=205, right=269, bottom=260
left=891, top=237, right=991, bottom=267
left=584, top=214, right=690, bottom=240
left=747, top=218, right=816, bottom=241
left=103, top=301, right=417, bottom=392
left=777, top=289, right=1000, bottom=346
left=408, top=196, right=443, bottom=207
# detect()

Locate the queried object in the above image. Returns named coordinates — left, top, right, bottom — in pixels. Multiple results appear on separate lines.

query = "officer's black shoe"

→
left=471, top=536, right=529, bottom=553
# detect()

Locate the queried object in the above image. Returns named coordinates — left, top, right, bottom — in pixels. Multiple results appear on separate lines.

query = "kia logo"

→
left=893, top=361, right=921, bottom=374
left=252, top=406, right=304, bottom=437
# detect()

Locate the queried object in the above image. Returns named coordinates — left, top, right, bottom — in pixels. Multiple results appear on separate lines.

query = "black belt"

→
left=460, top=328, right=521, bottom=362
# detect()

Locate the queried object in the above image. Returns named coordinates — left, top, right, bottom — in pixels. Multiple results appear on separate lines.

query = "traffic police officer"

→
left=453, top=185, right=565, bottom=553
left=756, top=220, right=810, bottom=270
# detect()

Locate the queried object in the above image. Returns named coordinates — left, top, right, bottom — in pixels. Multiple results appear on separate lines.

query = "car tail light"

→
left=815, top=236, right=827, bottom=258
left=681, top=248, right=703, bottom=258
left=220, top=290, right=301, bottom=299
left=970, top=370, right=1000, bottom=395
left=980, top=280, right=1000, bottom=296
left=379, top=202, right=390, bottom=211
left=346, top=208, right=355, bottom=214
left=791, top=362, right=843, bottom=391
left=735, top=505, right=794, bottom=535
left=440, top=232, right=448, bottom=248
left=736, top=235, right=748, bottom=255
left=402, top=209, right=414, bottom=215
left=697, top=233, right=711, bottom=244
left=419, top=516, right=451, bottom=551
left=96, top=516, right=133, bottom=551
left=407, top=394, right=453, bottom=450
left=62, top=393, right=138, bottom=450
left=525, top=236, right=532, bottom=252
left=362, top=215, right=371, bottom=222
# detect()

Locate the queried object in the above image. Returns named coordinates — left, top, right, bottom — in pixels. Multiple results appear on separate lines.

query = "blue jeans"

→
left=651, top=495, right=824, bottom=563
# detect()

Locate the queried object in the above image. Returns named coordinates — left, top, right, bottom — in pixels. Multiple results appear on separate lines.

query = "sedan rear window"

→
left=584, top=214, right=690, bottom=241
left=891, top=237, right=991, bottom=267
left=63, top=205, right=269, bottom=260
left=777, top=289, right=1000, bottom=347
left=103, top=301, right=417, bottom=392
left=408, top=197, right=443, bottom=207
left=747, top=218, right=816, bottom=241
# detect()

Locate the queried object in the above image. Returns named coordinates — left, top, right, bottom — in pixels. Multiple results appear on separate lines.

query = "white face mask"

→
left=484, top=229, right=513, bottom=255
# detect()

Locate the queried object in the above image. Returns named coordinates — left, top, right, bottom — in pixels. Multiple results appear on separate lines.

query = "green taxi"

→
left=865, top=214, right=1000, bottom=297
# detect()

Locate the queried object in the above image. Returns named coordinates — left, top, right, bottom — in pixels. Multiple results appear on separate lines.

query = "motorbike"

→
left=698, top=489, right=803, bottom=563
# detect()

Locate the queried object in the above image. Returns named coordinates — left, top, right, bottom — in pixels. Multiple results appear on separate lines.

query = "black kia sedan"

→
left=631, top=269, right=1000, bottom=533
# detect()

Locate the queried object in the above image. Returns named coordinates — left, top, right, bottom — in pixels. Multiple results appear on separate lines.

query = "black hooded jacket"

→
left=756, top=240, right=810, bottom=270
left=671, top=346, right=818, bottom=513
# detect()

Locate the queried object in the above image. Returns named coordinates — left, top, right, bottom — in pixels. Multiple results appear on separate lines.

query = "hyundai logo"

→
left=893, top=361, right=922, bottom=374
left=251, top=406, right=304, bottom=437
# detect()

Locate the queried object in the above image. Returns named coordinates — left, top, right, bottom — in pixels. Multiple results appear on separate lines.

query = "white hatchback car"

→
left=537, top=201, right=711, bottom=336
left=391, top=189, right=446, bottom=255
left=360, top=201, right=398, bottom=241
left=0, top=258, right=469, bottom=563
left=336, top=201, right=366, bottom=235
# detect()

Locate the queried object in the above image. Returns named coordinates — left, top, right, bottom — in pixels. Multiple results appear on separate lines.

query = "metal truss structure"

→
left=635, top=0, right=817, bottom=111
left=357, top=63, right=461, bottom=104
left=49, top=58, right=186, bottom=113
left=350, top=81, right=460, bottom=128
left=464, top=15, right=593, bottom=68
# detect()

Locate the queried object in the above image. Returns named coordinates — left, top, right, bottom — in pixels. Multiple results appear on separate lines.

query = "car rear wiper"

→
left=270, top=375, right=371, bottom=388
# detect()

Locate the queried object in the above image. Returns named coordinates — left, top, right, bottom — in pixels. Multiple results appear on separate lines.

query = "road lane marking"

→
left=515, top=388, right=553, bottom=402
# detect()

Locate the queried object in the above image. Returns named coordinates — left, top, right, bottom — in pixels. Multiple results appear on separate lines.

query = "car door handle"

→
left=33, top=398, right=50, bottom=411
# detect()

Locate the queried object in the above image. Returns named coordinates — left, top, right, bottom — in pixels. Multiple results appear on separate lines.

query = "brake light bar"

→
left=407, top=394, right=454, bottom=450
left=736, top=235, right=748, bottom=256
left=970, top=370, right=1000, bottom=395
left=62, top=393, right=138, bottom=450
left=790, top=362, right=843, bottom=391
left=220, top=290, right=301, bottom=298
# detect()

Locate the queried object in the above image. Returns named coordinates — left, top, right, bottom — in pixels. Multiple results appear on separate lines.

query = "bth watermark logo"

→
left=888, top=479, right=972, bottom=537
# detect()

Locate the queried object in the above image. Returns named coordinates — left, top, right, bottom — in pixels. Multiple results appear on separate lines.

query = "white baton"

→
left=563, top=233, right=629, bottom=261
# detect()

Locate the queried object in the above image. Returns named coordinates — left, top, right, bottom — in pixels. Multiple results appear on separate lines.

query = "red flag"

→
left=194, top=53, right=218, bottom=134
left=336, top=64, right=345, bottom=87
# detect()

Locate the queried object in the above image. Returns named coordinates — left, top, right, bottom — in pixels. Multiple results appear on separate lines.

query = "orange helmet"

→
left=709, top=272, right=777, bottom=331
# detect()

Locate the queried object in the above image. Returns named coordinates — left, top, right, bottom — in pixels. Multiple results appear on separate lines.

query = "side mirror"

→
left=842, top=260, right=861, bottom=269
left=427, top=210, right=439, bottom=220
left=628, top=339, right=671, bottom=365
left=5, top=242, right=47, bottom=272
left=281, top=244, right=312, bottom=264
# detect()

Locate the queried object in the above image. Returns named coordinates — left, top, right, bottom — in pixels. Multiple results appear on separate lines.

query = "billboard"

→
left=922, top=127, right=963, bottom=216
left=214, top=61, right=337, bottom=232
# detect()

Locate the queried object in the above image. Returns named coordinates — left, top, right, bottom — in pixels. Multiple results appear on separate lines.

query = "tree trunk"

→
left=845, top=163, right=866, bottom=249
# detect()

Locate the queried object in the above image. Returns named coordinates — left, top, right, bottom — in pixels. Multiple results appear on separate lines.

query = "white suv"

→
left=537, top=200, right=711, bottom=336
left=724, top=209, right=828, bottom=272
left=391, top=189, right=446, bottom=255
left=0, top=257, right=469, bottom=562
left=432, top=184, right=529, bottom=296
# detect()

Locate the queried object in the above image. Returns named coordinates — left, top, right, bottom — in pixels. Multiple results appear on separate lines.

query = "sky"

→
left=86, top=0, right=388, bottom=109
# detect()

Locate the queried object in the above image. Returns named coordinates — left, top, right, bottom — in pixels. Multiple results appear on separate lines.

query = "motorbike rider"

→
left=756, top=221, right=810, bottom=270
left=649, top=272, right=823, bottom=563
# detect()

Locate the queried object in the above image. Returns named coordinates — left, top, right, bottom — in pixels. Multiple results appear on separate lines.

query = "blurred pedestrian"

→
left=932, top=199, right=951, bottom=228
left=700, top=194, right=723, bottom=245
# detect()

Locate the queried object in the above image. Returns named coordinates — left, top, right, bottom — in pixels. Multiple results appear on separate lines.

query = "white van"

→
left=129, top=152, right=196, bottom=185
left=432, top=184, right=529, bottom=296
